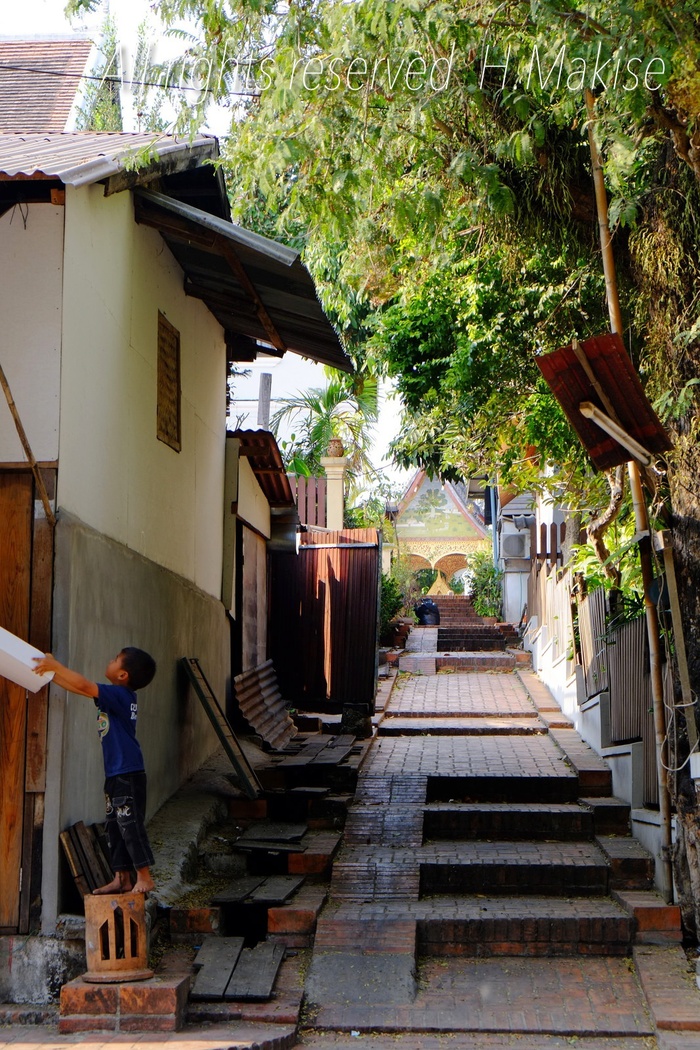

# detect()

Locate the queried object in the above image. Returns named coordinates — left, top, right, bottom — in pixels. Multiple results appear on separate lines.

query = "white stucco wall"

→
left=0, top=204, right=63, bottom=462
left=237, top=458, right=271, bottom=539
left=58, top=185, right=226, bottom=597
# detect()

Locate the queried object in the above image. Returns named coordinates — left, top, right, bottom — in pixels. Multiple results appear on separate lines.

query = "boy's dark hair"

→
left=119, top=647, right=156, bottom=690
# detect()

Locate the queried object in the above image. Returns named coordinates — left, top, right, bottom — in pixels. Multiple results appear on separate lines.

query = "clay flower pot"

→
left=326, top=437, right=345, bottom=457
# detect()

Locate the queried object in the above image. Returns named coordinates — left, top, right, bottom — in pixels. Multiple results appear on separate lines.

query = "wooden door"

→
left=0, top=473, right=33, bottom=930
left=0, top=467, right=52, bottom=932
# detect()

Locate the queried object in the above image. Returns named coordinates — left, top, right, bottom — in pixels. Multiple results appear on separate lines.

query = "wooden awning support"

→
left=0, top=361, right=56, bottom=527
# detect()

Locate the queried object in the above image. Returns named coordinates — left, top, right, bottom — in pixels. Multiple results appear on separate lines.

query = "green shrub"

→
left=467, top=551, right=503, bottom=618
left=380, top=572, right=404, bottom=642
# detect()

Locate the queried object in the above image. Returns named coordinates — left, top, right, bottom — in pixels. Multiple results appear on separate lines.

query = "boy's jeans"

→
left=103, top=771, right=155, bottom=872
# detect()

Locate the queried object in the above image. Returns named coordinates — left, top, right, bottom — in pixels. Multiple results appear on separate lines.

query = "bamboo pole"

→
left=0, top=361, right=56, bottom=528
left=585, top=89, right=673, bottom=901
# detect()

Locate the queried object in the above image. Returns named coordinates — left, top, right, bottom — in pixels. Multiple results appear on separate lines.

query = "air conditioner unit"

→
left=502, top=534, right=526, bottom=558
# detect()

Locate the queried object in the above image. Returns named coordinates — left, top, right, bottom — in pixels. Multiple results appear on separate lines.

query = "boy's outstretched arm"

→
left=33, top=654, right=98, bottom=698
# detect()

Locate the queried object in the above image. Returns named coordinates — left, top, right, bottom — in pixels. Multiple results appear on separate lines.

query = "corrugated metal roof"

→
left=0, top=131, right=218, bottom=186
left=0, top=40, right=94, bottom=132
left=234, top=429, right=297, bottom=509
left=134, top=189, right=351, bottom=373
left=138, top=189, right=297, bottom=267
left=536, top=333, right=672, bottom=472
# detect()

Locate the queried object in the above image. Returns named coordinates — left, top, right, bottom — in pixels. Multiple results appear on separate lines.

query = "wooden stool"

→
left=83, top=893, right=153, bottom=983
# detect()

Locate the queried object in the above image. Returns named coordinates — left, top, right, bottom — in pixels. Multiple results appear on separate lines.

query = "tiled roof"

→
left=0, top=39, right=94, bottom=132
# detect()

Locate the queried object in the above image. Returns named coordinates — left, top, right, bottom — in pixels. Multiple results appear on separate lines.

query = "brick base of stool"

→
left=59, top=973, right=190, bottom=1032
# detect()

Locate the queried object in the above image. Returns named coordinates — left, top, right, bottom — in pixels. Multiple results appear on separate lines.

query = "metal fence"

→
left=269, top=528, right=380, bottom=710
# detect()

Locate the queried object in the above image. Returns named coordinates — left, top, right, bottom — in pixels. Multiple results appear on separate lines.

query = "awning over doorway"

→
left=134, top=189, right=352, bottom=374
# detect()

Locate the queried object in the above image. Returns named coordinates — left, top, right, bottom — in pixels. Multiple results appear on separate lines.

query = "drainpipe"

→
left=490, top=484, right=499, bottom=569
left=586, top=89, right=673, bottom=901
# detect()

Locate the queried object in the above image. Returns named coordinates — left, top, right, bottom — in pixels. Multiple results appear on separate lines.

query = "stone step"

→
left=419, top=841, right=610, bottom=896
left=415, top=894, right=634, bottom=957
left=423, top=802, right=595, bottom=841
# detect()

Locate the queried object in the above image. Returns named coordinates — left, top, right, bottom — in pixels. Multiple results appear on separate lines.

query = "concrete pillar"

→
left=320, top=456, right=348, bottom=530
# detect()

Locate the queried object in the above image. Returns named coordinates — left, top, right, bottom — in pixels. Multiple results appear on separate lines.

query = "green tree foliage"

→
left=271, top=371, right=378, bottom=485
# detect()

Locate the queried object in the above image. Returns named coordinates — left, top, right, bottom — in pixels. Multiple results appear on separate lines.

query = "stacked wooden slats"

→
left=233, top=660, right=297, bottom=750
left=60, top=821, right=113, bottom=897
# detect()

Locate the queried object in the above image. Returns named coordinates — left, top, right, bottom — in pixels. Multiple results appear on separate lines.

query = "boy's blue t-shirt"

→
left=94, top=683, right=145, bottom=777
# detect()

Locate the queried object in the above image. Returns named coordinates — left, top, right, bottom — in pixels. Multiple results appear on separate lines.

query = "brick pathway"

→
left=362, top=733, right=574, bottom=779
left=301, top=668, right=700, bottom=1046
left=391, top=672, right=534, bottom=715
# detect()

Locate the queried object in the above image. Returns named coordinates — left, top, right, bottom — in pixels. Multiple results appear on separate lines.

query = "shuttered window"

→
left=157, top=311, right=181, bottom=452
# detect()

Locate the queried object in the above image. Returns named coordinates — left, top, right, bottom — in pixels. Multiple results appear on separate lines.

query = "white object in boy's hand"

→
left=0, top=626, right=55, bottom=692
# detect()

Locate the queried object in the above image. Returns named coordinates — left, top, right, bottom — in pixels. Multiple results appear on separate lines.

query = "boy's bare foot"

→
left=132, top=866, right=155, bottom=895
left=94, top=872, right=133, bottom=894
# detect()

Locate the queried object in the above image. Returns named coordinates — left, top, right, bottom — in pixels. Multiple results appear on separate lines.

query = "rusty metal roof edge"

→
left=232, top=428, right=296, bottom=507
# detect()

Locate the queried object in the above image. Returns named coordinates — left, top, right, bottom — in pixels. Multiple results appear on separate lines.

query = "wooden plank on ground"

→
left=247, top=876, right=304, bottom=903
left=190, top=937, right=245, bottom=999
left=224, top=942, right=286, bottom=1001
left=234, top=839, right=306, bottom=855
left=210, top=876, right=267, bottom=904
left=238, top=822, right=307, bottom=842
left=181, top=658, right=262, bottom=799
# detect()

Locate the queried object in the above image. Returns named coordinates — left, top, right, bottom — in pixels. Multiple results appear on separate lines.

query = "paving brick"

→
left=612, top=889, right=682, bottom=941
left=119, top=1013, right=181, bottom=1032
left=596, top=835, right=654, bottom=890
left=267, top=886, right=327, bottom=935
left=119, top=974, right=190, bottom=1016
left=230, top=798, right=269, bottom=820
left=59, top=978, right=118, bottom=1016
left=169, top=905, right=221, bottom=943
left=57, top=1015, right=117, bottom=1033
left=634, top=944, right=700, bottom=1030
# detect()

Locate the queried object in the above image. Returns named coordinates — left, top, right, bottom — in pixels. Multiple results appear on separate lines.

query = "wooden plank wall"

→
left=0, top=468, right=54, bottom=934
left=269, top=529, right=380, bottom=710
left=0, top=473, right=32, bottom=931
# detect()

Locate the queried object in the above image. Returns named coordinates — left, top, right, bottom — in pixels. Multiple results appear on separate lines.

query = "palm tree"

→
left=271, top=371, right=379, bottom=487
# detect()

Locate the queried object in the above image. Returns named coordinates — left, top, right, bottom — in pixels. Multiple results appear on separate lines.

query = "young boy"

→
left=34, top=647, right=157, bottom=895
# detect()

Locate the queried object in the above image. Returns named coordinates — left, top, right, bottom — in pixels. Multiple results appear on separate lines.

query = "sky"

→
left=1, top=0, right=409, bottom=493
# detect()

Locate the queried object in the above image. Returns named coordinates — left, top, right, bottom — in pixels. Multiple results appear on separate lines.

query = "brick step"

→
left=436, top=653, right=517, bottom=671
left=419, top=841, right=610, bottom=896
left=596, top=835, right=655, bottom=890
left=427, top=773, right=579, bottom=804
left=549, top=729, right=613, bottom=797
left=580, top=796, right=631, bottom=835
left=613, top=889, right=683, bottom=943
left=423, top=802, right=595, bottom=841
left=415, top=894, right=634, bottom=957
left=267, top=884, right=328, bottom=948
left=437, top=632, right=507, bottom=651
